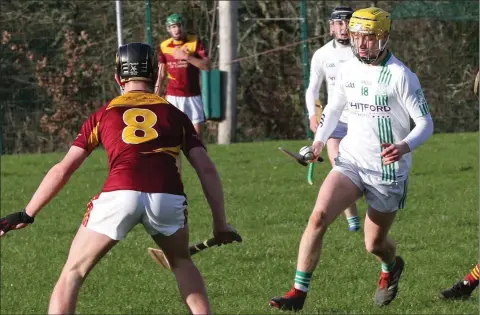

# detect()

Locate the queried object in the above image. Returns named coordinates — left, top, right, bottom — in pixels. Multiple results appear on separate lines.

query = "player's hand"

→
left=173, top=46, right=189, bottom=60
left=309, top=116, right=319, bottom=133
left=381, top=142, right=411, bottom=165
left=213, top=223, right=239, bottom=245
left=0, top=210, right=35, bottom=237
left=311, top=141, right=325, bottom=161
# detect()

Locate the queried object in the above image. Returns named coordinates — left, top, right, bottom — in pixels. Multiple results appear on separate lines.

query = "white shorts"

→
left=329, top=121, right=348, bottom=139
left=82, top=190, right=187, bottom=240
left=332, top=157, right=408, bottom=212
left=166, top=95, right=205, bottom=124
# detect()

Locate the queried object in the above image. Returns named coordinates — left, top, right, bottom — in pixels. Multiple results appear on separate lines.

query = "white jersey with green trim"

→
left=306, top=40, right=355, bottom=123
left=322, top=51, right=431, bottom=181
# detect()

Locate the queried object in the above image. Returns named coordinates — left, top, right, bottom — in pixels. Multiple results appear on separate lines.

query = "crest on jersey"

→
left=376, top=83, right=388, bottom=96
left=415, top=88, right=427, bottom=105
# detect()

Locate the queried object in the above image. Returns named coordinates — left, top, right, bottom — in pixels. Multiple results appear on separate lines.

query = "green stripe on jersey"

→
left=378, top=66, right=392, bottom=85
left=375, top=95, right=388, bottom=106
left=398, top=179, right=409, bottom=209
left=377, top=117, right=397, bottom=182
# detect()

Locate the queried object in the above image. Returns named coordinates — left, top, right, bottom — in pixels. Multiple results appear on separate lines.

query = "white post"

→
left=116, top=1, right=124, bottom=47
left=217, top=1, right=238, bottom=144
left=115, top=0, right=124, bottom=94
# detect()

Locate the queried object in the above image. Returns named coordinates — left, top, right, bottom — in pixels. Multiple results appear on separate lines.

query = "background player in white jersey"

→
left=270, top=7, right=433, bottom=311
left=306, top=6, right=360, bottom=232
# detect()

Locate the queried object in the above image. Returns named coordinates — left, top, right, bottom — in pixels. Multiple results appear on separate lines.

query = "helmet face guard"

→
left=348, top=7, right=391, bottom=64
left=329, top=6, right=354, bottom=45
left=349, top=29, right=390, bottom=65
left=116, top=42, right=158, bottom=85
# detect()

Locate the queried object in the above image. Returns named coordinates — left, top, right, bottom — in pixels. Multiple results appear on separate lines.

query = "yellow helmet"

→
left=348, top=7, right=391, bottom=64
left=348, top=7, right=391, bottom=37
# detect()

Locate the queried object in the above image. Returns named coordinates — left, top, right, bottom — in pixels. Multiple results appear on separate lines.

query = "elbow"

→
left=305, top=86, right=315, bottom=98
left=50, top=163, right=72, bottom=181
left=55, top=159, right=81, bottom=178
left=198, top=164, right=217, bottom=176
left=201, top=59, right=211, bottom=71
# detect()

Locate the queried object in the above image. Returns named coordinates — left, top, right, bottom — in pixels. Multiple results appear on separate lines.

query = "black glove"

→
left=0, top=210, right=35, bottom=234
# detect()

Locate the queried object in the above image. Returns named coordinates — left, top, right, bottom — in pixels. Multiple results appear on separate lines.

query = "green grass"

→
left=1, top=132, right=478, bottom=314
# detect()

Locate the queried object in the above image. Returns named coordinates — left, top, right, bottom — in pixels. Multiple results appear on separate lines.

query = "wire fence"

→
left=0, top=0, right=478, bottom=154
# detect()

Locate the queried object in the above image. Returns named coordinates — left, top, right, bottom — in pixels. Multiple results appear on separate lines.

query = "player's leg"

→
left=440, top=263, right=480, bottom=299
left=189, top=96, right=205, bottom=143
left=48, top=191, right=142, bottom=314
left=270, top=169, right=362, bottom=311
left=144, top=193, right=210, bottom=314
left=48, top=226, right=118, bottom=314
left=463, top=263, right=480, bottom=288
left=326, top=135, right=360, bottom=232
left=363, top=178, right=407, bottom=306
left=193, top=123, right=203, bottom=140
left=152, top=225, right=210, bottom=314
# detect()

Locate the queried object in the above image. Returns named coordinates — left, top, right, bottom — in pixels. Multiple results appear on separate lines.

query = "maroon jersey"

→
left=72, top=91, right=204, bottom=195
left=159, top=34, right=208, bottom=97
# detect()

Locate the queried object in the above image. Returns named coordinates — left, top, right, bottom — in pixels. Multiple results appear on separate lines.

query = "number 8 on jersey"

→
left=122, top=108, right=159, bottom=144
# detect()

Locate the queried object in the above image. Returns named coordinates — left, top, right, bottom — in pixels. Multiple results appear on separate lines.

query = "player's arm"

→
left=0, top=146, right=89, bottom=236
left=306, top=50, right=325, bottom=132
left=186, top=146, right=238, bottom=243
left=155, top=63, right=166, bottom=96
left=25, top=146, right=89, bottom=217
left=180, top=116, right=228, bottom=229
left=186, top=54, right=210, bottom=71
left=27, top=108, right=104, bottom=216
left=0, top=109, right=104, bottom=236
left=382, top=72, right=434, bottom=165
left=187, top=147, right=227, bottom=227
left=311, top=69, right=347, bottom=156
left=155, top=47, right=168, bottom=96
left=186, top=38, right=210, bottom=71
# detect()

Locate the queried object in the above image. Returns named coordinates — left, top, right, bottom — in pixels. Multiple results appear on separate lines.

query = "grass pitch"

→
left=1, top=133, right=478, bottom=314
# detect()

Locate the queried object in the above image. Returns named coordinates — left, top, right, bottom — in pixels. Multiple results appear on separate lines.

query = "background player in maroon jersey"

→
left=155, top=13, right=210, bottom=140
left=0, top=42, right=237, bottom=315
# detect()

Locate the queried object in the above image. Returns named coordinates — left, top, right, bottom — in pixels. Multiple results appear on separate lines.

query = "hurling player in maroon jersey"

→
left=0, top=42, right=237, bottom=315
left=155, top=13, right=210, bottom=140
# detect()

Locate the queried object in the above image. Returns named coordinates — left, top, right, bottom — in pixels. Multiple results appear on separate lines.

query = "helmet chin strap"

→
left=336, top=38, right=350, bottom=45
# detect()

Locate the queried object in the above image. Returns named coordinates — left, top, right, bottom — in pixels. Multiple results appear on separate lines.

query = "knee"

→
left=308, top=210, right=330, bottom=234
left=170, top=256, right=195, bottom=271
left=59, top=263, right=88, bottom=285
left=166, top=247, right=192, bottom=270
left=365, top=237, right=384, bottom=255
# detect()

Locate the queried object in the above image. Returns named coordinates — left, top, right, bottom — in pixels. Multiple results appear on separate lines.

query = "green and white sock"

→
left=381, top=260, right=396, bottom=273
left=347, top=216, right=361, bottom=231
left=294, top=270, right=312, bottom=292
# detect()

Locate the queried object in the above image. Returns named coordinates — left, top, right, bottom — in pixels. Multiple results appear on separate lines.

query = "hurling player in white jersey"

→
left=270, top=7, right=433, bottom=311
left=306, top=6, right=360, bottom=232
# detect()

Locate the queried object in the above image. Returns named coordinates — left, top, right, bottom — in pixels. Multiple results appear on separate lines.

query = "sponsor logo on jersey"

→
left=328, top=76, right=336, bottom=82
left=361, top=80, right=372, bottom=86
left=345, top=82, right=355, bottom=88
left=325, top=63, right=335, bottom=68
left=349, top=101, right=391, bottom=112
